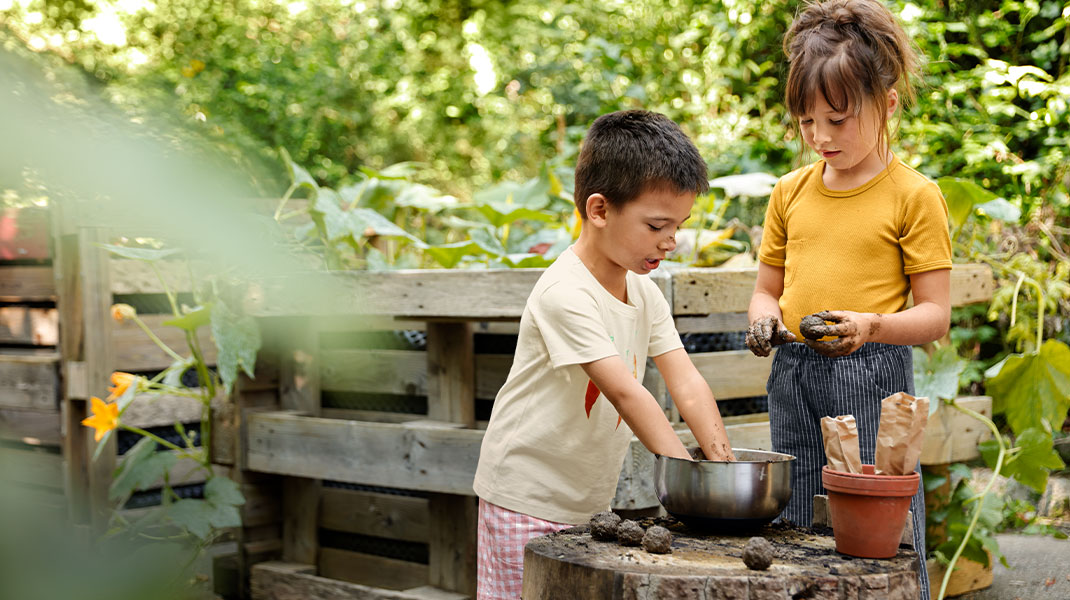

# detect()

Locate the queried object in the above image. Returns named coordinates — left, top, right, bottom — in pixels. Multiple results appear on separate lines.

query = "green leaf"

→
left=1000, top=428, right=1066, bottom=493
left=394, top=183, right=459, bottom=212
left=209, top=300, right=261, bottom=395
left=938, top=177, right=1000, bottom=230
left=470, top=228, right=506, bottom=257
left=708, top=172, right=778, bottom=197
left=162, top=305, right=211, bottom=332
left=99, top=244, right=181, bottom=262
left=358, top=162, right=421, bottom=180
left=280, top=147, right=318, bottom=190
left=986, top=340, right=1070, bottom=435
left=309, top=188, right=349, bottom=241
left=425, top=240, right=481, bottom=269
left=974, top=197, right=1021, bottom=223
left=109, top=438, right=177, bottom=501
left=162, top=356, right=196, bottom=388
left=205, top=475, right=245, bottom=506
left=501, top=253, right=554, bottom=268
left=349, top=208, right=425, bottom=246
left=923, top=472, right=949, bottom=492
left=166, top=499, right=214, bottom=539
left=912, top=345, right=966, bottom=408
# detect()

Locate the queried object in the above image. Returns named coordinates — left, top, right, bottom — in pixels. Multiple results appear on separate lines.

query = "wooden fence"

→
left=0, top=205, right=997, bottom=599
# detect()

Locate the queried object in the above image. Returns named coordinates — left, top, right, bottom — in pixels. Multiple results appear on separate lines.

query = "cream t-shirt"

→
left=472, top=247, right=683, bottom=524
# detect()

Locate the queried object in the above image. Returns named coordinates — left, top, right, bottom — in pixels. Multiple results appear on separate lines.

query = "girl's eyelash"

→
left=830, top=119, right=846, bottom=125
left=648, top=225, right=663, bottom=232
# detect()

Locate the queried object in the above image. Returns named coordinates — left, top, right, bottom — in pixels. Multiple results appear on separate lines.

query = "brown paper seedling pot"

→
left=821, top=464, right=919, bottom=558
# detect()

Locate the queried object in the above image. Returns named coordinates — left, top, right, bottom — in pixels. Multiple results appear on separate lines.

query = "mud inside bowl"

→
left=654, top=447, right=795, bottom=532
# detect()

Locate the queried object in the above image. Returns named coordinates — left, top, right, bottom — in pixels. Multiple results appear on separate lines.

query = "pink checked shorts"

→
left=476, top=498, right=573, bottom=599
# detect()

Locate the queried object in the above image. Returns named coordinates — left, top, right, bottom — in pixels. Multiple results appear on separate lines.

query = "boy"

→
left=472, top=110, right=736, bottom=599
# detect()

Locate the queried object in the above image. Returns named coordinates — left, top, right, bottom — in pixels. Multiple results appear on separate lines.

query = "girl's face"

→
left=797, top=89, right=898, bottom=184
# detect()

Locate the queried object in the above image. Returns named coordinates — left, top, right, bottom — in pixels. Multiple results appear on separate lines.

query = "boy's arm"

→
left=652, top=348, right=736, bottom=461
left=804, top=269, right=951, bottom=357
left=581, top=356, right=691, bottom=460
left=746, top=262, right=796, bottom=356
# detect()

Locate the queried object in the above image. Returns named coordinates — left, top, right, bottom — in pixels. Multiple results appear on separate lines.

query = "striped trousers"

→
left=768, top=342, right=929, bottom=600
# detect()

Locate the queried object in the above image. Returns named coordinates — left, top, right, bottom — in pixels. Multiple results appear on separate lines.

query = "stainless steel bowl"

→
left=654, top=447, right=795, bottom=531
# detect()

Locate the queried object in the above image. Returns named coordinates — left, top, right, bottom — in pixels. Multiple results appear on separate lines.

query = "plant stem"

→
left=132, top=315, right=185, bottom=363
left=274, top=183, right=297, bottom=221
left=938, top=399, right=1006, bottom=600
left=120, top=424, right=185, bottom=453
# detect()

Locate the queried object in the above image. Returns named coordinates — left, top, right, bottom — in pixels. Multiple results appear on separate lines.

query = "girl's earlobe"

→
left=886, top=88, right=899, bottom=116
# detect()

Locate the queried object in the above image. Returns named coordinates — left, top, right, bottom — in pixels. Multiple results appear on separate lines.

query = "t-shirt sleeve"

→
left=900, top=182, right=953, bottom=274
left=757, top=178, right=787, bottom=267
left=646, top=280, right=683, bottom=358
left=530, top=282, right=620, bottom=369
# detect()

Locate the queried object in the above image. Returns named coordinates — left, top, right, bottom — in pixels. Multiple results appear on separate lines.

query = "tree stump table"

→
left=522, top=519, right=920, bottom=599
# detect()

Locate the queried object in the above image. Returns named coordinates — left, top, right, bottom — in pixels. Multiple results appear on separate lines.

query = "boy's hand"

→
left=745, top=315, right=796, bottom=357
left=802, top=310, right=878, bottom=357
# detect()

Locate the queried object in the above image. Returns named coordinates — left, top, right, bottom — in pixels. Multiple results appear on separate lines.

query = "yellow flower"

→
left=108, top=372, right=137, bottom=400
left=111, top=303, right=137, bottom=323
left=81, top=396, right=119, bottom=442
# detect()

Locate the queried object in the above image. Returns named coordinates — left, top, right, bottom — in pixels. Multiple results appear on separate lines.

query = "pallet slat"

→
left=318, top=548, right=428, bottom=592
left=319, top=487, right=429, bottom=543
left=0, top=265, right=55, bottom=301
left=0, top=352, right=59, bottom=411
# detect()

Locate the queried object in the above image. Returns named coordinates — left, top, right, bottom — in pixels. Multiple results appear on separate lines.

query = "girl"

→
left=745, top=2, right=951, bottom=598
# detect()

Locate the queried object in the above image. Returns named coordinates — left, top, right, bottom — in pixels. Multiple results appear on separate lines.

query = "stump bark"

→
left=522, top=520, right=920, bottom=599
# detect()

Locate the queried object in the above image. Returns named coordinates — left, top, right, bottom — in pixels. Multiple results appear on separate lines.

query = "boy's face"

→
left=597, top=185, right=693, bottom=274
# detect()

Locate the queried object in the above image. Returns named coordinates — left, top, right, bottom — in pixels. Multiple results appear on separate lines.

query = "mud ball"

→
left=742, top=536, right=775, bottom=570
left=589, top=511, right=621, bottom=541
left=616, top=520, right=644, bottom=546
left=642, top=525, right=672, bottom=554
left=799, top=314, right=829, bottom=340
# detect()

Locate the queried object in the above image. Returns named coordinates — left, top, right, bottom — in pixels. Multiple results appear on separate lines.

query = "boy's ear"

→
left=585, top=193, right=610, bottom=228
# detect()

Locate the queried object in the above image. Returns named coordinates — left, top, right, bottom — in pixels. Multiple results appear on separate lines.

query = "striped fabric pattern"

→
left=476, top=498, right=572, bottom=599
left=768, top=342, right=930, bottom=600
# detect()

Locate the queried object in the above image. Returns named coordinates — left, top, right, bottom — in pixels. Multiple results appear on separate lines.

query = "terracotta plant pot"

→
left=821, top=464, right=919, bottom=558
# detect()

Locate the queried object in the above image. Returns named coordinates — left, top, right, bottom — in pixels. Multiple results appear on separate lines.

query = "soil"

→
left=590, top=510, right=621, bottom=541
left=741, top=536, right=775, bottom=570
left=617, top=519, right=644, bottom=547
left=799, top=314, right=828, bottom=340
left=642, top=525, right=672, bottom=554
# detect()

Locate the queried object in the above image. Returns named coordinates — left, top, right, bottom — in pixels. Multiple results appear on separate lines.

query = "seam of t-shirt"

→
left=757, top=253, right=786, bottom=267
left=903, top=260, right=953, bottom=275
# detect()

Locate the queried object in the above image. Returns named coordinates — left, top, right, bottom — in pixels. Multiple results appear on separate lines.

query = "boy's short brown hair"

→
left=574, top=110, right=709, bottom=219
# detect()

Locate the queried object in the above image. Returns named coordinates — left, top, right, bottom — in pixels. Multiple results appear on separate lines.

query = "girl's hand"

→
left=802, top=310, right=878, bottom=357
left=745, top=315, right=797, bottom=357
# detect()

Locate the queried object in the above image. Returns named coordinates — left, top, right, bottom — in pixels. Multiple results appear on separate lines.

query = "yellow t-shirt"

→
left=758, top=155, right=952, bottom=339
left=472, top=247, right=683, bottom=524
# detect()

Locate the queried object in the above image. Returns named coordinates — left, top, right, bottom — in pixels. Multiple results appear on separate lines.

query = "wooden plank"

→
left=119, top=391, right=224, bottom=429
left=428, top=494, right=476, bottom=595
left=248, top=269, right=544, bottom=319
left=252, top=561, right=466, bottom=600
left=0, top=265, right=55, bottom=301
left=0, top=306, right=58, bottom=345
left=322, top=349, right=509, bottom=401
left=320, top=409, right=422, bottom=424
left=319, top=487, right=429, bottom=543
left=108, top=258, right=196, bottom=295
left=113, top=313, right=216, bottom=372
left=671, top=263, right=995, bottom=315
left=0, top=408, right=61, bottom=445
left=279, top=323, right=320, bottom=566
left=690, top=349, right=775, bottom=400
left=675, top=312, right=748, bottom=334
left=246, top=413, right=482, bottom=495
left=318, top=548, right=428, bottom=592
left=0, top=445, right=64, bottom=489
left=0, top=352, right=59, bottom=411
left=426, top=322, right=474, bottom=427
left=921, top=396, right=992, bottom=465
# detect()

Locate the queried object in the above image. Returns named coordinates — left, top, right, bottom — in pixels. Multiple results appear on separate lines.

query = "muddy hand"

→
left=802, top=310, right=876, bottom=357
left=745, top=315, right=797, bottom=357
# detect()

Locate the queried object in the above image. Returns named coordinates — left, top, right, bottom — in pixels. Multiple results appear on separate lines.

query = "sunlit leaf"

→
left=280, top=147, right=318, bottom=190
left=425, top=241, right=481, bottom=269
left=394, top=183, right=459, bottom=212
left=708, top=172, right=778, bottom=197
left=974, top=197, right=1021, bottom=223
left=162, top=305, right=211, bottom=331
left=470, top=228, right=506, bottom=257
left=986, top=340, right=1070, bottom=435
left=938, top=177, right=1001, bottom=230
left=912, top=345, right=965, bottom=410
left=309, top=188, right=349, bottom=241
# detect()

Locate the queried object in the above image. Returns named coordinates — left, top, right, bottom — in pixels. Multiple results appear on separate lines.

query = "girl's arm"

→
left=746, top=262, right=797, bottom=356
left=652, top=348, right=736, bottom=461
left=804, top=268, right=951, bottom=356
left=581, top=355, right=691, bottom=460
